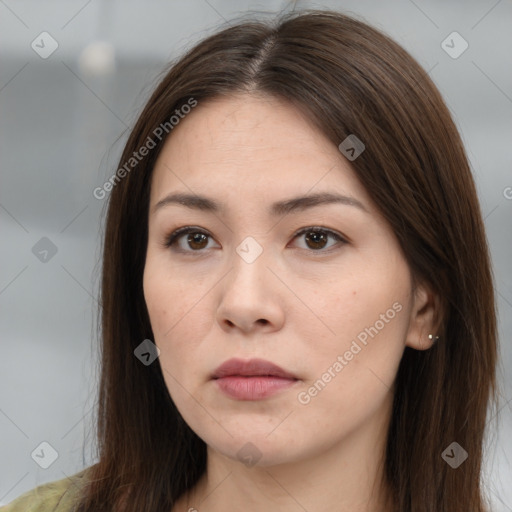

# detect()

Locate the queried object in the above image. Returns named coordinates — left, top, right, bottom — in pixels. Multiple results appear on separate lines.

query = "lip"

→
left=212, top=358, right=298, bottom=379
left=212, top=358, right=299, bottom=400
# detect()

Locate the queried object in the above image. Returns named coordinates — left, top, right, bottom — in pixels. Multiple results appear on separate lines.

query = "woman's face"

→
left=143, top=93, right=434, bottom=467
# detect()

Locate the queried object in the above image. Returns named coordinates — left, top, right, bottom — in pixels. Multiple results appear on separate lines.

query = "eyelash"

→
left=163, top=226, right=348, bottom=255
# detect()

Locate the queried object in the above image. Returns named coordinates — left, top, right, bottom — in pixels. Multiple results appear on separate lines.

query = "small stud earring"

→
left=428, top=334, right=440, bottom=343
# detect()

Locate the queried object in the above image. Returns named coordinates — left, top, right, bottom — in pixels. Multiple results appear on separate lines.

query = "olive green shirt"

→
left=1, top=468, right=90, bottom=511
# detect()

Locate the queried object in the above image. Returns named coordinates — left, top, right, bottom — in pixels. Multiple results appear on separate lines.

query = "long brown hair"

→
left=77, top=9, right=498, bottom=512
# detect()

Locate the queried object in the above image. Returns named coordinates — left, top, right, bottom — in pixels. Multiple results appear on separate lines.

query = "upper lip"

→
left=212, top=358, right=298, bottom=380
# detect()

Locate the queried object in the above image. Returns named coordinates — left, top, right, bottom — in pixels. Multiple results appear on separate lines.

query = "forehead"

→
left=149, top=93, right=370, bottom=209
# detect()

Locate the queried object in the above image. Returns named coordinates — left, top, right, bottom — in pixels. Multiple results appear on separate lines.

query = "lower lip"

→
left=214, top=376, right=298, bottom=400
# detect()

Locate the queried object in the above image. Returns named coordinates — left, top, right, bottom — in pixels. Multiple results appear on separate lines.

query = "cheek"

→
left=309, top=274, right=405, bottom=349
left=303, top=260, right=411, bottom=395
left=293, top=299, right=407, bottom=444
left=143, top=256, right=203, bottom=337
left=143, top=261, right=213, bottom=390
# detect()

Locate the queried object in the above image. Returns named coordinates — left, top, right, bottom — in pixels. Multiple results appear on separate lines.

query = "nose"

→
left=215, top=248, right=285, bottom=335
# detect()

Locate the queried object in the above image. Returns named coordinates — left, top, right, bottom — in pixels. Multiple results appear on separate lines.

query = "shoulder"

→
left=0, top=467, right=92, bottom=512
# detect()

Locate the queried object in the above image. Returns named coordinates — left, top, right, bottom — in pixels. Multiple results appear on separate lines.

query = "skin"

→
left=143, top=93, right=437, bottom=512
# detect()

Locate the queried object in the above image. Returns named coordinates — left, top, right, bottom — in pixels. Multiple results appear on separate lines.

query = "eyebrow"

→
left=152, top=191, right=368, bottom=216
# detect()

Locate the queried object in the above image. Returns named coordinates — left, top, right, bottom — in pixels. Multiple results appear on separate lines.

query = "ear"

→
left=405, top=280, right=440, bottom=351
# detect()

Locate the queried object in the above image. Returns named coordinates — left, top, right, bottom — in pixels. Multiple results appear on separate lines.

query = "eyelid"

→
left=163, top=225, right=349, bottom=253
left=163, top=226, right=213, bottom=249
left=291, top=226, right=349, bottom=246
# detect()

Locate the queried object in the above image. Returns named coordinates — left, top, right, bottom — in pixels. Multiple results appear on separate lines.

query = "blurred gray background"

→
left=1, top=0, right=511, bottom=509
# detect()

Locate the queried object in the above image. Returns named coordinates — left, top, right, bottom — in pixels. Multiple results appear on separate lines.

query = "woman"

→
left=2, top=8, right=498, bottom=512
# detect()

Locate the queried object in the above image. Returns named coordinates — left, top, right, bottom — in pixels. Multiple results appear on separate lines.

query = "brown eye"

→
left=186, top=232, right=209, bottom=250
left=293, top=227, right=347, bottom=252
left=164, top=227, right=217, bottom=252
left=304, top=230, right=329, bottom=250
left=164, top=225, right=347, bottom=255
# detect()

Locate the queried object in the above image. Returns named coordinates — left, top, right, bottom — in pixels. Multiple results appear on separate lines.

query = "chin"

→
left=202, top=430, right=308, bottom=468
